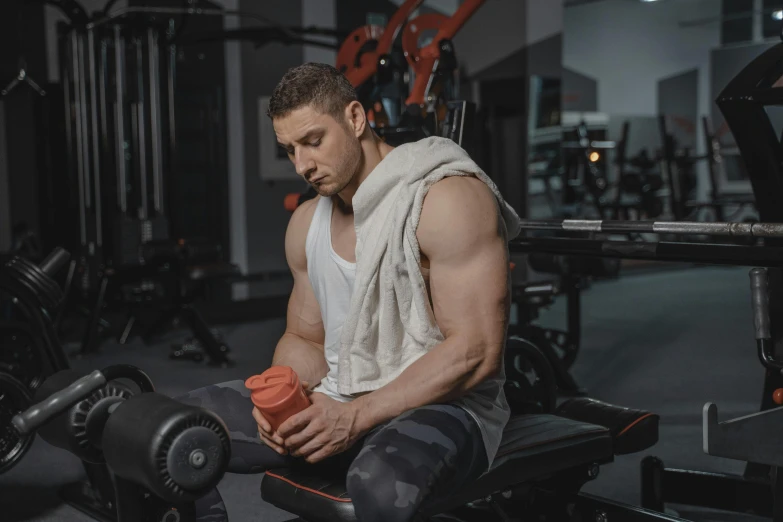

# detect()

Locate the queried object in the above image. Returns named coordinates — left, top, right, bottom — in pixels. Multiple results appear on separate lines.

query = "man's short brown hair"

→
left=267, top=63, right=358, bottom=121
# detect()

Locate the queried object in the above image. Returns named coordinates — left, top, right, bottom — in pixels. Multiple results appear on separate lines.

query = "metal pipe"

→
left=148, top=27, right=163, bottom=213
left=135, top=39, right=148, bottom=220
left=509, top=236, right=783, bottom=268
left=130, top=103, right=140, bottom=217
left=60, top=35, right=82, bottom=245
left=517, top=219, right=780, bottom=237
left=114, top=25, right=127, bottom=213
left=88, top=29, right=103, bottom=246
left=78, top=33, right=92, bottom=212
left=87, top=7, right=292, bottom=31
left=168, top=43, right=176, bottom=158
left=71, top=32, right=88, bottom=244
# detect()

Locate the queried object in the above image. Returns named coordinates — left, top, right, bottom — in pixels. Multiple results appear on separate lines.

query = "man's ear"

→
left=344, top=101, right=366, bottom=138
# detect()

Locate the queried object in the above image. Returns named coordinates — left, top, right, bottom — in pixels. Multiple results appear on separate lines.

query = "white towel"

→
left=337, top=136, right=522, bottom=395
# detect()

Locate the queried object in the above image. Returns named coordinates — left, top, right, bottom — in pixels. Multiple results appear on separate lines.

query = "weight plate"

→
left=504, top=337, right=556, bottom=414
left=4, top=257, right=63, bottom=312
left=0, top=321, right=45, bottom=390
left=0, top=372, right=34, bottom=474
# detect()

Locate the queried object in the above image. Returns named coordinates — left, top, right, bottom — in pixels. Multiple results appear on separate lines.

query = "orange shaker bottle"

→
left=245, top=366, right=311, bottom=432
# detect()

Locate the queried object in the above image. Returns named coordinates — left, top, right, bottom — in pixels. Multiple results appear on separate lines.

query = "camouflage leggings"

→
left=176, top=380, right=488, bottom=522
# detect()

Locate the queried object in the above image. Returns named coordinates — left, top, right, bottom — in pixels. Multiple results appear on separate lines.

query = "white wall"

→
left=564, top=0, right=720, bottom=118
left=302, top=0, right=336, bottom=65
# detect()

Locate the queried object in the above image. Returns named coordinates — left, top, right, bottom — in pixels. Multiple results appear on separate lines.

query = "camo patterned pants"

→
left=176, top=380, right=488, bottom=522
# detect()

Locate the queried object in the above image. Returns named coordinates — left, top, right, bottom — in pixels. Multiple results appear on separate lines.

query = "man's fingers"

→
left=285, top=423, right=319, bottom=452
left=305, top=446, right=330, bottom=464
left=278, top=410, right=311, bottom=438
left=252, top=407, right=288, bottom=454
left=291, top=436, right=324, bottom=459
left=252, top=407, right=272, bottom=432
left=258, top=430, right=287, bottom=455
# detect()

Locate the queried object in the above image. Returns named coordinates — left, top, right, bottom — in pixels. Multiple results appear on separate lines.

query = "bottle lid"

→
left=245, top=366, right=300, bottom=410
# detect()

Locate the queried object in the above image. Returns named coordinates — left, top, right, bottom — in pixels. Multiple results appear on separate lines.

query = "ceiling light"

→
left=774, top=10, right=783, bottom=21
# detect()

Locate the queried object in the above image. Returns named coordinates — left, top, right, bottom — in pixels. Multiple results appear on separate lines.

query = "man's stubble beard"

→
left=318, top=140, right=362, bottom=198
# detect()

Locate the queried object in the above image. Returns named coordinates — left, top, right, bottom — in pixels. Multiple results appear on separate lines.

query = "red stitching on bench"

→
left=618, top=413, right=656, bottom=437
left=265, top=471, right=353, bottom=503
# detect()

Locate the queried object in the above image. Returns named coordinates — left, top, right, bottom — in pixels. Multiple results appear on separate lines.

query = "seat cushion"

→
left=261, top=414, right=612, bottom=522
left=555, top=397, right=659, bottom=455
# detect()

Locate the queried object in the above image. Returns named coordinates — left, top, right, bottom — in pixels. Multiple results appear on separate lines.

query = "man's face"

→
left=274, top=104, right=362, bottom=197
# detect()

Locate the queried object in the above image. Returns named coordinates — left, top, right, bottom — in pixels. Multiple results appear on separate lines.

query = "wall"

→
left=564, top=0, right=720, bottom=118
left=563, top=67, right=597, bottom=112
left=564, top=0, right=721, bottom=199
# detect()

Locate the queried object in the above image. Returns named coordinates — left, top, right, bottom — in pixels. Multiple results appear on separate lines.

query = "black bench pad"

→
left=261, top=414, right=613, bottom=522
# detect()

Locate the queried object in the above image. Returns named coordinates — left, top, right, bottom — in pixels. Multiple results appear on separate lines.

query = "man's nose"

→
left=294, top=149, right=316, bottom=177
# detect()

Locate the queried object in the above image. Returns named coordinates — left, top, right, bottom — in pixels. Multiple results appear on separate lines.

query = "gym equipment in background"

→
left=7, top=365, right=230, bottom=522
left=0, top=248, right=73, bottom=474
left=635, top=33, right=783, bottom=522
left=335, top=0, right=486, bottom=145
left=659, top=115, right=757, bottom=224
left=642, top=267, right=783, bottom=520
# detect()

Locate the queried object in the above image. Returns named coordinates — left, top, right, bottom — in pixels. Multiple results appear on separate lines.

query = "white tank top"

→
left=305, top=195, right=508, bottom=468
left=306, top=196, right=356, bottom=402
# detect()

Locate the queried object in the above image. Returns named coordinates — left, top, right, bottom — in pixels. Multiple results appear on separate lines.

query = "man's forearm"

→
left=271, top=332, right=329, bottom=387
left=350, top=336, right=499, bottom=434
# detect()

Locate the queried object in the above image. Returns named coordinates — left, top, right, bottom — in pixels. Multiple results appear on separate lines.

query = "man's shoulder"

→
left=290, top=196, right=320, bottom=231
left=417, top=175, right=500, bottom=253
left=420, top=176, right=497, bottom=225
left=285, top=197, right=321, bottom=268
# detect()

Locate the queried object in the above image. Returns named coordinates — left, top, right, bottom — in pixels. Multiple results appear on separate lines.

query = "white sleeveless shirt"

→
left=306, top=196, right=357, bottom=403
left=305, top=195, right=507, bottom=468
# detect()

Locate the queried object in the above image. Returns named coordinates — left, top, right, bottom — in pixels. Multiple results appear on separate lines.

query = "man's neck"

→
left=336, top=133, right=394, bottom=210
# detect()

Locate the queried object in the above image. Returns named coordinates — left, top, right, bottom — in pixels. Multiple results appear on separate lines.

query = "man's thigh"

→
left=346, top=403, right=487, bottom=521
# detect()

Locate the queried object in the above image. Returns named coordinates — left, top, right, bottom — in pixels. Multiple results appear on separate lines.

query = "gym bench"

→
left=260, top=398, right=667, bottom=522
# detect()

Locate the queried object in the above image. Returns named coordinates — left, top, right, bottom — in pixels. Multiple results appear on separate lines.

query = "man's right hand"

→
left=253, top=407, right=288, bottom=455
left=252, top=380, right=312, bottom=455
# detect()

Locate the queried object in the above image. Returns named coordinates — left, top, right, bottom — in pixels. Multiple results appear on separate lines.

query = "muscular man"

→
left=179, top=63, right=519, bottom=522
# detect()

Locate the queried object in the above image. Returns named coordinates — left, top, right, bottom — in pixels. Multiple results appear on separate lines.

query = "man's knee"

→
left=175, top=380, right=249, bottom=407
left=175, top=380, right=258, bottom=443
left=346, top=445, right=424, bottom=521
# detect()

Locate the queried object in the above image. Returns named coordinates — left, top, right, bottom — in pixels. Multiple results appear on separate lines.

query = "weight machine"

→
left=43, top=1, right=345, bottom=365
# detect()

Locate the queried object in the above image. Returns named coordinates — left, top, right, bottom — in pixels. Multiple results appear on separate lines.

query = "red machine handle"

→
left=344, top=0, right=424, bottom=88
left=405, top=0, right=486, bottom=106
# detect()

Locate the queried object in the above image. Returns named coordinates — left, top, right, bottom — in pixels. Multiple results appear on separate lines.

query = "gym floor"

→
left=0, top=265, right=768, bottom=522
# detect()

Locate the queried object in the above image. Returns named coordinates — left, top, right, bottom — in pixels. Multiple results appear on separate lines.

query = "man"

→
left=179, top=63, right=520, bottom=522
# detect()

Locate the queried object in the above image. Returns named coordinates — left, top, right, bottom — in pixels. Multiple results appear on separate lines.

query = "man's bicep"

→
left=420, top=178, right=510, bottom=359
left=427, top=235, right=510, bottom=348
left=284, top=200, right=326, bottom=347
left=285, top=273, right=326, bottom=347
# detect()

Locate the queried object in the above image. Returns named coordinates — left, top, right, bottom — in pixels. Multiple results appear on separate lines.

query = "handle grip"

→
left=39, top=247, right=70, bottom=277
left=11, top=370, right=107, bottom=435
left=750, top=268, right=771, bottom=341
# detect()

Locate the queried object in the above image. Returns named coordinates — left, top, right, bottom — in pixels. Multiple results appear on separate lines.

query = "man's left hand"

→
left=278, top=392, right=364, bottom=463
